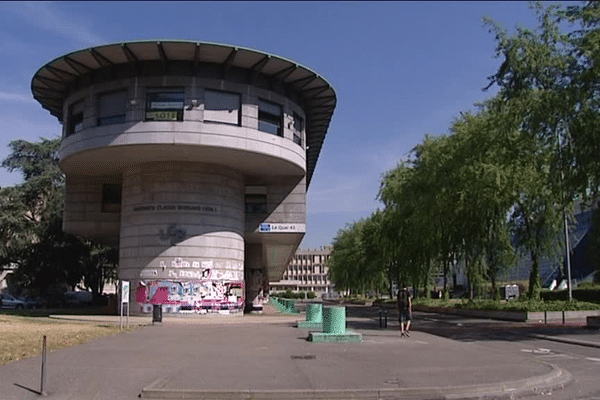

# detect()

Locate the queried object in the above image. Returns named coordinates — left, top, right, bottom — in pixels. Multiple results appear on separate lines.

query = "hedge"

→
left=541, top=288, right=600, bottom=304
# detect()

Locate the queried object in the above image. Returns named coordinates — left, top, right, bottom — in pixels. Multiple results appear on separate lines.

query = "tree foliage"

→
left=0, top=137, right=116, bottom=300
left=328, top=2, right=600, bottom=299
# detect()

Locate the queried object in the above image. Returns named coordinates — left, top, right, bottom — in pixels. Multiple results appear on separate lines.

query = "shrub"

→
left=296, top=291, right=306, bottom=300
left=307, top=291, right=316, bottom=299
left=541, top=288, right=600, bottom=304
left=578, top=282, right=600, bottom=289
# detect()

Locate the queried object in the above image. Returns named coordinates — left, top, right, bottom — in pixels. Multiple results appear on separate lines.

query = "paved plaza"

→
left=1, top=304, right=599, bottom=400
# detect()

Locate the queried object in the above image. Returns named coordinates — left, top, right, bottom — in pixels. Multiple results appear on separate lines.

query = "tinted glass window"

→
left=258, top=99, right=282, bottom=136
left=98, top=90, right=127, bottom=126
left=204, top=90, right=240, bottom=125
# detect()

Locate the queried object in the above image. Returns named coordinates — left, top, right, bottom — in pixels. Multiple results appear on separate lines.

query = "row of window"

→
left=66, top=89, right=305, bottom=145
left=284, top=276, right=329, bottom=283
left=100, top=183, right=270, bottom=215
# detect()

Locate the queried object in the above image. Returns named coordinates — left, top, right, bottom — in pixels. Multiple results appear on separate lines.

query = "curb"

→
left=48, top=314, right=301, bottom=325
left=528, top=333, right=600, bottom=349
left=140, top=363, right=572, bottom=400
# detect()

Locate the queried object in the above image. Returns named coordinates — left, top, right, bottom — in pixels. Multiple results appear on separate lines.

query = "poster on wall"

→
left=134, top=279, right=245, bottom=315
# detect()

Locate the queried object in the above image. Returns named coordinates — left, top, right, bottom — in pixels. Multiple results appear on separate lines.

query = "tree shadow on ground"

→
left=341, top=304, right=599, bottom=345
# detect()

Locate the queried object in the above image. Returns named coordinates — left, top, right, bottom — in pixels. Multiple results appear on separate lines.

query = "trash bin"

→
left=152, top=304, right=162, bottom=323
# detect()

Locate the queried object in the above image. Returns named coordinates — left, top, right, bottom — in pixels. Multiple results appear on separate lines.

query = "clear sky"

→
left=0, top=1, right=544, bottom=249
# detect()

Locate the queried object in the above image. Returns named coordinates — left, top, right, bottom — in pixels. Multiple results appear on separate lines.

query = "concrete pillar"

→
left=119, top=161, right=246, bottom=314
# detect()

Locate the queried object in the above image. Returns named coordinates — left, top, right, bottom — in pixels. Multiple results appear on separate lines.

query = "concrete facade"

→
left=31, top=41, right=336, bottom=315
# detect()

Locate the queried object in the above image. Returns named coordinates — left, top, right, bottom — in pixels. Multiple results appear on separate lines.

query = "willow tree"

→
left=482, top=2, right=600, bottom=297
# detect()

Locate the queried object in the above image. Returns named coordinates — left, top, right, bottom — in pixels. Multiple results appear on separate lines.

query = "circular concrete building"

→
left=31, top=40, right=336, bottom=315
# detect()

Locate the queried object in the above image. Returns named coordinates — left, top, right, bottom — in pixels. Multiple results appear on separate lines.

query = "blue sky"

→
left=0, top=1, right=544, bottom=249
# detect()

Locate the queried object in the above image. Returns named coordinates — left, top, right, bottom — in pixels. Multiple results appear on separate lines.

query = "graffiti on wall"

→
left=135, top=279, right=244, bottom=314
left=135, top=257, right=245, bottom=314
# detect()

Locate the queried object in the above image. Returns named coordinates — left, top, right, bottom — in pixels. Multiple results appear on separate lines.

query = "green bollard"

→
left=297, top=302, right=323, bottom=329
left=306, top=303, right=323, bottom=323
left=323, top=306, right=346, bottom=334
left=308, top=305, right=362, bottom=342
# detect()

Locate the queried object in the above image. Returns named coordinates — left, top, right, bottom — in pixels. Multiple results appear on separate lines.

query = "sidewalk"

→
left=0, top=310, right=574, bottom=400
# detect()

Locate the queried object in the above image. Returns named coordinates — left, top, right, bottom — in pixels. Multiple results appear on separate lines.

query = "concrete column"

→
left=119, top=161, right=245, bottom=314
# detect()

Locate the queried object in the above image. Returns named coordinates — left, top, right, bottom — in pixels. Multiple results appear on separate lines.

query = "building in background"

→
left=269, top=246, right=335, bottom=297
left=31, top=40, right=336, bottom=315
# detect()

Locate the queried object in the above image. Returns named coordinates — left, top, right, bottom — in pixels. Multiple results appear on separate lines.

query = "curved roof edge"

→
left=31, top=40, right=336, bottom=187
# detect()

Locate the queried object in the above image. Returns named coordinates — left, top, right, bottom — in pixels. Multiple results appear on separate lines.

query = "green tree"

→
left=0, top=138, right=116, bottom=300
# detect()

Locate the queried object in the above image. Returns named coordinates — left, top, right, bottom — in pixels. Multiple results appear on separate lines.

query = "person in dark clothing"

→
left=396, top=286, right=412, bottom=337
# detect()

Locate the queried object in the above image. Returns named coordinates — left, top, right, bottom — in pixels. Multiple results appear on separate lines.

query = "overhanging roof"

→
left=31, top=40, right=336, bottom=186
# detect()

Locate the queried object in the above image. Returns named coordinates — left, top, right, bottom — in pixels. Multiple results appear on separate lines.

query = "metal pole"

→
left=557, top=127, right=572, bottom=302
left=119, top=280, right=123, bottom=331
left=564, top=214, right=572, bottom=302
left=40, top=335, right=46, bottom=396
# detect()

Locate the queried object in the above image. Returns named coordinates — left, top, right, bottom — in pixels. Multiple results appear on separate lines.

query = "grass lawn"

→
left=0, top=314, right=134, bottom=365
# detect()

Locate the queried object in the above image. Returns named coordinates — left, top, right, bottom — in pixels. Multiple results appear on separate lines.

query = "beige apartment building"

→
left=31, top=40, right=335, bottom=315
left=269, top=246, right=335, bottom=296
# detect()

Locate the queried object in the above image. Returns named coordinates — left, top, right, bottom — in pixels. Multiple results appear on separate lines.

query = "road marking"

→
left=538, top=354, right=575, bottom=360
left=533, top=348, right=552, bottom=354
left=586, top=357, right=600, bottom=362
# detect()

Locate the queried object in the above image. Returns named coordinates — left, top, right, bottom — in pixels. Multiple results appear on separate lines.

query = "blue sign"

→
left=259, top=223, right=271, bottom=232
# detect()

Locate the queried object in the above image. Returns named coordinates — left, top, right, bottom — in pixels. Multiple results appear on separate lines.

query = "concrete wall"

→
left=63, top=175, right=121, bottom=246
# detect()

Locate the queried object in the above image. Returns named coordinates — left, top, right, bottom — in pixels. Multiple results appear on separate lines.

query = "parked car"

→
left=19, top=296, right=44, bottom=309
left=64, top=291, right=93, bottom=306
left=0, top=294, right=27, bottom=309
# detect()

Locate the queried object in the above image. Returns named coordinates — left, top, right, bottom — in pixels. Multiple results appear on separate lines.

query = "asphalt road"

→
left=343, top=304, right=600, bottom=400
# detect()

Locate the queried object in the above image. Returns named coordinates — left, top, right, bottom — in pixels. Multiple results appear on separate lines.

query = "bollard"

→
left=306, top=303, right=322, bottom=323
left=309, top=305, right=363, bottom=342
left=323, top=306, right=346, bottom=335
left=562, top=310, right=565, bottom=325
left=152, top=304, right=162, bottom=324
left=40, top=335, right=47, bottom=396
left=379, top=309, right=388, bottom=328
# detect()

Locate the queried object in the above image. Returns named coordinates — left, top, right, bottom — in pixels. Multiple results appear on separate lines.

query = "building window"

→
left=245, top=186, right=267, bottom=214
left=204, top=90, right=240, bottom=125
left=293, top=112, right=304, bottom=146
left=98, top=90, right=127, bottom=126
left=102, top=183, right=122, bottom=213
left=258, top=99, right=282, bottom=136
left=67, top=100, right=84, bottom=137
left=145, top=90, right=184, bottom=121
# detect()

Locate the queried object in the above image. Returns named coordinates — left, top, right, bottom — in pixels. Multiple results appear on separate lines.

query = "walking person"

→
left=397, top=285, right=412, bottom=337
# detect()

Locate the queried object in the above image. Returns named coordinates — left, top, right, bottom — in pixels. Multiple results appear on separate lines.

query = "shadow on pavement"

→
left=339, top=303, right=600, bottom=345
